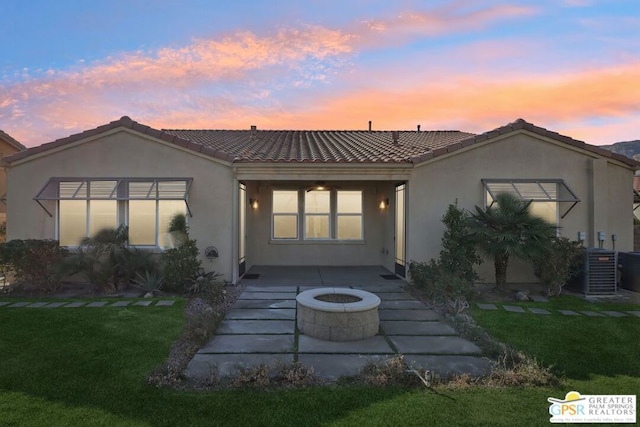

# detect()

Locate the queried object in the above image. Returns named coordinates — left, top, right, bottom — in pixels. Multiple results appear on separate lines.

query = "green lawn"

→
left=0, top=297, right=638, bottom=426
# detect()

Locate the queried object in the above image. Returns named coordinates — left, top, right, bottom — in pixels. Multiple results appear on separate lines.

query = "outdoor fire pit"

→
left=296, top=287, right=381, bottom=341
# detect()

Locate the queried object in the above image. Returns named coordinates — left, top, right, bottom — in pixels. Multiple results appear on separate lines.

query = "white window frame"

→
left=272, top=190, right=300, bottom=240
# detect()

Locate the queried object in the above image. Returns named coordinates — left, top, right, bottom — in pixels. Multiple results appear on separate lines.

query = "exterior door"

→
left=238, top=183, right=246, bottom=276
left=394, top=183, right=406, bottom=277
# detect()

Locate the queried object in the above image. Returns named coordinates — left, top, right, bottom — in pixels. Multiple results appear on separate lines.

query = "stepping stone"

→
left=503, top=305, right=526, bottom=313
left=626, top=311, right=640, bottom=317
left=198, top=334, right=294, bottom=354
left=476, top=303, right=498, bottom=310
left=238, top=292, right=296, bottom=300
left=85, top=302, right=108, bottom=307
left=111, top=301, right=131, bottom=307
left=8, top=302, right=30, bottom=307
left=559, top=310, right=581, bottom=316
left=379, top=310, right=440, bottom=321
left=376, top=292, right=413, bottom=301
left=133, top=300, right=153, bottom=307
left=43, top=302, right=67, bottom=308
left=298, top=335, right=393, bottom=354
left=225, top=308, right=295, bottom=320
left=381, top=321, right=457, bottom=336
left=155, top=300, right=175, bottom=307
left=217, top=319, right=294, bottom=335
left=234, top=299, right=296, bottom=309
left=580, top=311, right=605, bottom=317
left=602, top=311, right=627, bottom=317
left=0, top=302, right=10, bottom=307
left=27, top=302, right=49, bottom=308
left=379, top=300, right=428, bottom=310
left=64, top=302, right=87, bottom=308
left=388, top=336, right=481, bottom=355
left=185, top=353, right=294, bottom=379
left=529, top=295, right=549, bottom=302
left=297, top=354, right=390, bottom=379
left=404, top=355, right=492, bottom=378
left=528, top=308, right=551, bottom=315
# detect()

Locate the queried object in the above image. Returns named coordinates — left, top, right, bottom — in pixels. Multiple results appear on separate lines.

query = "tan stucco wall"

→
left=0, top=139, right=25, bottom=217
left=245, top=181, right=396, bottom=267
left=6, top=129, right=235, bottom=281
left=407, top=132, right=635, bottom=284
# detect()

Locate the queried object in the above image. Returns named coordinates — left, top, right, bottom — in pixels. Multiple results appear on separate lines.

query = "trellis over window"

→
left=33, top=178, right=193, bottom=217
left=482, top=179, right=580, bottom=219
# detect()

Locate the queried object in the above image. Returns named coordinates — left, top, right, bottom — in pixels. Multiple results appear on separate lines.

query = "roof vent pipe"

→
left=392, top=131, right=399, bottom=145
left=417, top=124, right=421, bottom=132
left=250, top=125, right=257, bottom=137
left=368, top=121, right=372, bottom=132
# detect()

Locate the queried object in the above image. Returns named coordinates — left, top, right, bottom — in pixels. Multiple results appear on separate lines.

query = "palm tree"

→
left=468, top=192, right=556, bottom=292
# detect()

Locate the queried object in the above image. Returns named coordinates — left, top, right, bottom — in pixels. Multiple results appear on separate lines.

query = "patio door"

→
left=394, top=183, right=406, bottom=277
left=238, top=183, right=246, bottom=276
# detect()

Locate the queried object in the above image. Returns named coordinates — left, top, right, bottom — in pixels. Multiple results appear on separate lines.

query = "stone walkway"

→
left=476, top=302, right=640, bottom=318
left=0, top=300, right=176, bottom=308
left=185, top=283, right=491, bottom=381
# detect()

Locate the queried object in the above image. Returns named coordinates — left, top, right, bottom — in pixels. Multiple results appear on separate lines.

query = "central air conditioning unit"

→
left=583, top=248, right=617, bottom=295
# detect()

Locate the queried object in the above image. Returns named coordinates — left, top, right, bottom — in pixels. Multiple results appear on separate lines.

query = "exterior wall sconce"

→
left=379, top=198, right=389, bottom=209
left=249, top=198, right=259, bottom=209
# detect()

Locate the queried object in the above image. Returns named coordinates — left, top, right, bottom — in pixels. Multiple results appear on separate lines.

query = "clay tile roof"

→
left=0, top=129, right=27, bottom=151
left=161, top=129, right=474, bottom=163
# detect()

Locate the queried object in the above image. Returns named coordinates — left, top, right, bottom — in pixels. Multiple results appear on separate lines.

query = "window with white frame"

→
left=36, top=178, right=191, bottom=247
left=271, top=189, right=363, bottom=241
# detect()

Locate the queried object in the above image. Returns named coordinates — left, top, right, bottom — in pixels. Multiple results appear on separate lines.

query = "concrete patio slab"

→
left=404, top=355, right=492, bottom=378
left=379, top=310, right=440, bottom=321
left=351, top=284, right=406, bottom=293
left=63, top=302, right=87, bottom=308
left=602, top=311, right=627, bottom=317
left=477, top=303, right=498, bottom=310
left=185, top=353, right=295, bottom=379
left=528, top=308, right=551, bottom=315
left=376, top=292, right=413, bottom=301
left=27, top=302, right=49, bottom=308
left=198, top=335, right=294, bottom=354
left=243, top=285, right=299, bottom=293
left=43, top=302, right=67, bottom=308
left=503, top=305, right=526, bottom=313
left=581, top=311, right=605, bottom=317
left=111, top=301, right=131, bottom=307
left=381, top=321, right=457, bottom=336
left=388, top=336, right=482, bottom=355
left=238, top=292, right=296, bottom=300
left=379, top=300, right=429, bottom=310
left=225, top=308, right=296, bottom=320
left=7, top=302, right=30, bottom=307
left=217, top=320, right=295, bottom=335
left=234, top=299, right=296, bottom=309
left=559, top=310, right=581, bottom=316
left=297, top=335, right=394, bottom=354
left=297, top=354, right=391, bottom=379
left=156, top=300, right=176, bottom=306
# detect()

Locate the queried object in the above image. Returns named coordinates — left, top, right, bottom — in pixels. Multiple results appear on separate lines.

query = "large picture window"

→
left=38, top=178, right=191, bottom=247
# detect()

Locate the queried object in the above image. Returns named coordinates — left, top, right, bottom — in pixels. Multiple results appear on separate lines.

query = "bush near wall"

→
left=0, top=239, right=68, bottom=291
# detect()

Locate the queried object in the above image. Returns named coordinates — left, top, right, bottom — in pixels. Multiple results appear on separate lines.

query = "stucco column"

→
left=588, top=158, right=608, bottom=248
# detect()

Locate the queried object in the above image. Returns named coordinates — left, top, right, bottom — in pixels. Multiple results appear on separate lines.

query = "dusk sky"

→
left=1, top=0, right=639, bottom=147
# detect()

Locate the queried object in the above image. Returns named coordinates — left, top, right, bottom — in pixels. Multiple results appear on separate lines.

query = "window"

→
left=305, top=190, right=330, bottom=239
left=337, top=191, right=363, bottom=240
left=37, top=178, right=191, bottom=247
left=271, top=189, right=364, bottom=241
left=482, top=179, right=580, bottom=225
left=272, top=190, right=298, bottom=239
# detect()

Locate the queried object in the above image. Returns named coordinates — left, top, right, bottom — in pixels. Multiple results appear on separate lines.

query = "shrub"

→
left=162, top=239, right=201, bottom=293
left=0, top=239, right=68, bottom=291
left=133, top=270, right=165, bottom=294
left=534, top=237, right=584, bottom=296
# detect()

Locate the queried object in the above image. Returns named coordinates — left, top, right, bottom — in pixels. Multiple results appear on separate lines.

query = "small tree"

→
left=534, top=237, right=584, bottom=296
left=439, top=201, right=482, bottom=284
left=468, top=193, right=556, bottom=292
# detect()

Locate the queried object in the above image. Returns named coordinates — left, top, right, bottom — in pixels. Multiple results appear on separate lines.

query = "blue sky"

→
left=1, top=0, right=639, bottom=146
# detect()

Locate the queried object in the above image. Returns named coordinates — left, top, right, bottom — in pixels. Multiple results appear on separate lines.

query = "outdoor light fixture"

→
left=379, top=198, right=389, bottom=209
left=249, top=198, right=259, bottom=209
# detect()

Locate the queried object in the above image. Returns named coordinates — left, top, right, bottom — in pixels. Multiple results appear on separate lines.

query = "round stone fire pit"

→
left=296, top=287, right=381, bottom=341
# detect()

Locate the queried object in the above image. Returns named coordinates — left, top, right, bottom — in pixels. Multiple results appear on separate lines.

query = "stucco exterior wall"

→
left=407, top=132, right=635, bottom=284
left=245, top=181, right=395, bottom=267
left=6, top=129, right=235, bottom=280
left=0, top=139, right=25, bottom=218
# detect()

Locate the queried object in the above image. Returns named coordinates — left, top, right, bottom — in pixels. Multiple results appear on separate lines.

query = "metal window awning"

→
left=482, top=179, right=580, bottom=219
left=34, top=177, right=193, bottom=217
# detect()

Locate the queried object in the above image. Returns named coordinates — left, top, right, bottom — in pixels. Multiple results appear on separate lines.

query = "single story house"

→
left=2, top=116, right=637, bottom=284
left=0, top=130, right=27, bottom=223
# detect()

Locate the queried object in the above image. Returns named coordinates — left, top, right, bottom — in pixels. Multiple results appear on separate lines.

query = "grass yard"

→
left=0, top=296, right=638, bottom=426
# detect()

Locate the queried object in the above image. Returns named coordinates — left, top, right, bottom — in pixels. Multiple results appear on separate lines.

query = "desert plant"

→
left=81, top=225, right=130, bottom=289
left=468, top=193, right=556, bottom=292
left=168, top=212, right=188, bottom=247
left=133, top=269, right=165, bottom=294
left=161, top=238, right=201, bottom=293
left=0, top=239, right=68, bottom=291
left=534, top=237, right=584, bottom=296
